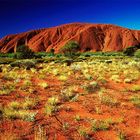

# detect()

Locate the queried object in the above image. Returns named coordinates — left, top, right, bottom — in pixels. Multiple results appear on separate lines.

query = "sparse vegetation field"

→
left=0, top=54, right=140, bottom=140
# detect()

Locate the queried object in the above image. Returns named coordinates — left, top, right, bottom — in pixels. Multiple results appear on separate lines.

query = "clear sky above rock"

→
left=0, top=0, right=140, bottom=38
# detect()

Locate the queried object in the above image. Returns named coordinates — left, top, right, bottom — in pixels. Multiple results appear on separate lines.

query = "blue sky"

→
left=0, top=0, right=140, bottom=38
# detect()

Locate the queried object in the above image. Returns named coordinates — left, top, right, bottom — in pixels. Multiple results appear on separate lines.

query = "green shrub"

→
left=7, top=53, right=16, bottom=58
left=10, top=59, right=36, bottom=69
left=34, top=52, right=48, bottom=58
left=49, top=48, right=55, bottom=56
left=0, top=53, right=7, bottom=57
left=34, top=51, right=54, bottom=58
left=0, top=53, right=16, bottom=58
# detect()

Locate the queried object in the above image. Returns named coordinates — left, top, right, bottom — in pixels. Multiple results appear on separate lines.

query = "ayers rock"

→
left=0, top=23, right=140, bottom=53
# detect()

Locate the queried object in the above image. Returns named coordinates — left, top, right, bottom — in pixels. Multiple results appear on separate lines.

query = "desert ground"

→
left=0, top=55, right=140, bottom=140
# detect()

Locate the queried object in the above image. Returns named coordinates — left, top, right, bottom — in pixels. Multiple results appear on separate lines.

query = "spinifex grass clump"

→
left=98, top=90, right=118, bottom=106
left=78, top=127, right=91, bottom=139
left=91, top=119, right=110, bottom=132
left=130, top=95, right=140, bottom=107
left=58, top=75, right=68, bottom=81
left=45, top=96, right=60, bottom=115
left=74, top=115, right=81, bottom=122
left=45, top=105, right=58, bottom=116
left=60, top=86, right=78, bottom=102
left=0, top=83, right=15, bottom=96
left=1, top=97, right=38, bottom=121
left=100, top=94, right=118, bottom=106
left=9, top=98, right=38, bottom=109
left=47, top=96, right=59, bottom=106
left=8, top=101, right=21, bottom=110
left=117, top=131, right=126, bottom=140
left=38, top=82, right=48, bottom=89
left=110, top=75, right=121, bottom=83
left=22, top=97, right=39, bottom=109
left=124, top=78, right=133, bottom=83
left=129, top=85, right=140, bottom=92
left=20, top=79, right=32, bottom=91
left=97, top=76, right=107, bottom=84
left=83, top=81, right=99, bottom=93
left=2, top=107, right=37, bottom=122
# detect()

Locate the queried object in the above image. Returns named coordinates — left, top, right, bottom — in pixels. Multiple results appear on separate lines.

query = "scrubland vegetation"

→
left=0, top=44, right=140, bottom=139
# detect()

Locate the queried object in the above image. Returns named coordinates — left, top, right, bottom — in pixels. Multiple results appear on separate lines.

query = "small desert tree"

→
left=15, top=45, right=34, bottom=59
left=49, top=48, right=55, bottom=56
left=123, top=46, right=137, bottom=56
left=60, top=41, right=80, bottom=57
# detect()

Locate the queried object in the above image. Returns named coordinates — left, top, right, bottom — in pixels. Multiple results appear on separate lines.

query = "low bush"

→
left=10, top=59, right=36, bottom=69
left=123, top=45, right=140, bottom=56
left=34, top=52, right=54, bottom=58
left=0, top=53, right=16, bottom=58
left=134, top=49, right=140, bottom=58
left=0, top=58, right=16, bottom=64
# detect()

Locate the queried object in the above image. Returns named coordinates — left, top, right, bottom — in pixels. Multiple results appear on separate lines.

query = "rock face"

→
left=0, top=23, right=140, bottom=53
